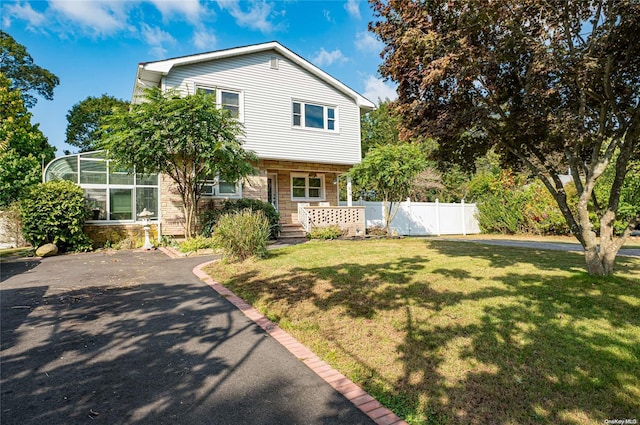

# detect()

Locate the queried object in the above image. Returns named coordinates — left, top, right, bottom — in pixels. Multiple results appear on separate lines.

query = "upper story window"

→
left=292, top=101, right=337, bottom=132
left=198, top=86, right=243, bottom=121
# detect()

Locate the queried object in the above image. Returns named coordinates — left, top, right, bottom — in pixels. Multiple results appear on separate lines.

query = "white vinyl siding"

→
left=165, top=52, right=362, bottom=165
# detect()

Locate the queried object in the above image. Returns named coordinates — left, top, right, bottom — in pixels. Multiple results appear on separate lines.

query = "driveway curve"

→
left=1, top=250, right=377, bottom=425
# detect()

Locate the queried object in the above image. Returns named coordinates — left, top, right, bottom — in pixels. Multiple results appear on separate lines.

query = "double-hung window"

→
left=291, top=173, right=324, bottom=201
left=198, top=86, right=243, bottom=121
left=202, top=174, right=241, bottom=198
left=292, top=101, right=337, bottom=131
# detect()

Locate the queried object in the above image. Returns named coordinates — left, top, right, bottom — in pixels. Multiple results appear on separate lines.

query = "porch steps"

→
left=279, top=223, right=307, bottom=239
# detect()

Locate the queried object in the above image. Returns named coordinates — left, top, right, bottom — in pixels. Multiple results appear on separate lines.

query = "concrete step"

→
left=279, top=224, right=307, bottom=239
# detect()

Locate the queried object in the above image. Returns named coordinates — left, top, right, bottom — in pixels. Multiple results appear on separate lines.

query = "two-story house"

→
left=44, top=42, right=374, bottom=242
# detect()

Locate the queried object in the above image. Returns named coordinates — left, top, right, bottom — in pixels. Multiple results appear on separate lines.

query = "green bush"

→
left=212, top=209, right=270, bottom=261
left=308, top=225, right=344, bottom=240
left=200, top=199, right=281, bottom=239
left=471, top=170, right=526, bottom=234
left=521, top=180, right=572, bottom=235
left=178, top=235, right=216, bottom=253
left=469, top=170, right=574, bottom=235
left=476, top=192, right=526, bottom=234
left=19, top=180, right=93, bottom=252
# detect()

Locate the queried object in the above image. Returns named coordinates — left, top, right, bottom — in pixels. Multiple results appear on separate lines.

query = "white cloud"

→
left=312, top=48, right=347, bottom=67
left=192, top=29, right=217, bottom=50
left=362, top=75, right=397, bottom=103
left=48, top=0, right=129, bottom=36
left=323, top=9, right=334, bottom=23
left=344, top=0, right=360, bottom=19
left=149, top=0, right=205, bottom=24
left=149, top=45, right=168, bottom=58
left=355, top=31, right=383, bottom=53
left=216, top=0, right=280, bottom=33
left=3, top=2, right=46, bottom=29
left=140, top=23, right=176, bottom=58
left=140, top=23, right=176, bottom=46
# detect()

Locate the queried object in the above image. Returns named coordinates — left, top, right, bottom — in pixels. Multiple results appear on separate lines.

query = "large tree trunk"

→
left=579, top=209, right=624, bottom=276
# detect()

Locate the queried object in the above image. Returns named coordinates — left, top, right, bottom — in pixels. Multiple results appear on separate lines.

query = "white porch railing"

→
left=297, top=204, right=366, bottom=236
left=297, top=203, right=311, bottom=232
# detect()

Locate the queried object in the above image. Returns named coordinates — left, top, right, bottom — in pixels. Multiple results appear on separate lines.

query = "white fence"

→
left=339, top=199, right=480, bottom=236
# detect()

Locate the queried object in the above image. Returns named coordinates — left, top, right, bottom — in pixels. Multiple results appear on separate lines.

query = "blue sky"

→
left=2, top=0, right=397, bottom=155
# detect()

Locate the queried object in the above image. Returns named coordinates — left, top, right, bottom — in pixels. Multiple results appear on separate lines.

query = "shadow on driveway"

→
left=1, top=250, right=374, bottom=425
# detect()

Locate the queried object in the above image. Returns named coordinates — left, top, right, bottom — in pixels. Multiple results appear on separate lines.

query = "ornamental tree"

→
left=101, top=87, right=257, bottom=238
left=371, top=0, right=640, bottom=275
left=349, top=143, right=426, bottom=235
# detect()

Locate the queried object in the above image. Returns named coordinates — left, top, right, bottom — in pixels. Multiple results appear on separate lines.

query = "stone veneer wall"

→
left=158, top=161, right=352, bottom=235
left=159, top=171, right=269, bottom=237
left=84, top=223, right=158, bottom=247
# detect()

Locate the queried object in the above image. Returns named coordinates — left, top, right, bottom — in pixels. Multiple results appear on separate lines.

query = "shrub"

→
left=521, top=180, right=571, bottom=235
left=470, top=169, right=574, bottom=235
left=308, top=225, right=344, bottom=240
left=200, top=199, right=280, bottom=239
left=178, top=235, right=216, bottom=253
left=476, top=191, right=527, bottom=234
left=19, top=180, right=92, bottom=252
left=212, top=209, right=270, bottom=261
left=366, top=225, right=388, bottom=237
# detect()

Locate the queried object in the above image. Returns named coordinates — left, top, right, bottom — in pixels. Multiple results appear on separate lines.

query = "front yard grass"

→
left=204, top=238, right=640, bottom=425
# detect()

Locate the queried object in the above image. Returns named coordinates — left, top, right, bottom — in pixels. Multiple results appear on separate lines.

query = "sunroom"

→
left=44, top=151, right=160, bottom=243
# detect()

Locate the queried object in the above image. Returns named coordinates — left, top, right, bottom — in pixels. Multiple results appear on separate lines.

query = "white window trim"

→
left=201, top=175, right=243, bottom=199
left=44, top=151, right=161, bottom=224
left=196, top=85, right=244, bottom=122
left=291, top=100, right=338, bottom=132
left=290, top=173, right=325, bottom=201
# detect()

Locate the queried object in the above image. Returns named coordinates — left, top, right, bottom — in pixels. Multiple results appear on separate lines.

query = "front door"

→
left=267, top=173, right=278, bottom=210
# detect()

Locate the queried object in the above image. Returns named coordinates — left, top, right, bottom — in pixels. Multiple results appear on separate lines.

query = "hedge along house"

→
left=44, top=42, right=374, bottom=242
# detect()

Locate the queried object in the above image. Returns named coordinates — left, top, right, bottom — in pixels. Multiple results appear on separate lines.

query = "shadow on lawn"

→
left=397, top=242, right=640, bottom=424
left=0, top=278, right=369, bottom=425
left=226, top=241, right=640, bottom=425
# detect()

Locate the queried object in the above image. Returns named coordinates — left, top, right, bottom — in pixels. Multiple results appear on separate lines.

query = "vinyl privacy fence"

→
left=339, top=199, right=481, bottom=236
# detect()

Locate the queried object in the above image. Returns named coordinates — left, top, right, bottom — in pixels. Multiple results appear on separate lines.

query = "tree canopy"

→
left=65, top=94, right=129, bottom=152
left=0, top=31, right=59, bottom=108
left=360, top=100, right=402, bottom=157
left=0, top=74, right=56, bottom=207
left=101, top=87, right=257, bottom=238
left=350, top=143, right=426, bottom=234
left=371, top=0, right=640, bottom=275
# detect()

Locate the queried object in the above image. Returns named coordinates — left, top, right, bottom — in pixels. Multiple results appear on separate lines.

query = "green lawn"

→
left=205, top=238, right=640, bottom=425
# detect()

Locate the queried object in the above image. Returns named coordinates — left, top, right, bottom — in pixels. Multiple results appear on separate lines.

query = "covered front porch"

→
left=255, top=159, right=365, bottom=237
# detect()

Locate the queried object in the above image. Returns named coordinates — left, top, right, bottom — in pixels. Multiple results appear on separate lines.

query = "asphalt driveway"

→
left=1, top=250, right=376, bottom=425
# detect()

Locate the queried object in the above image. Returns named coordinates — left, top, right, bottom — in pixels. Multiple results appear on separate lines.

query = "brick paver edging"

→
left=192, top=261, right=408, bottom=425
